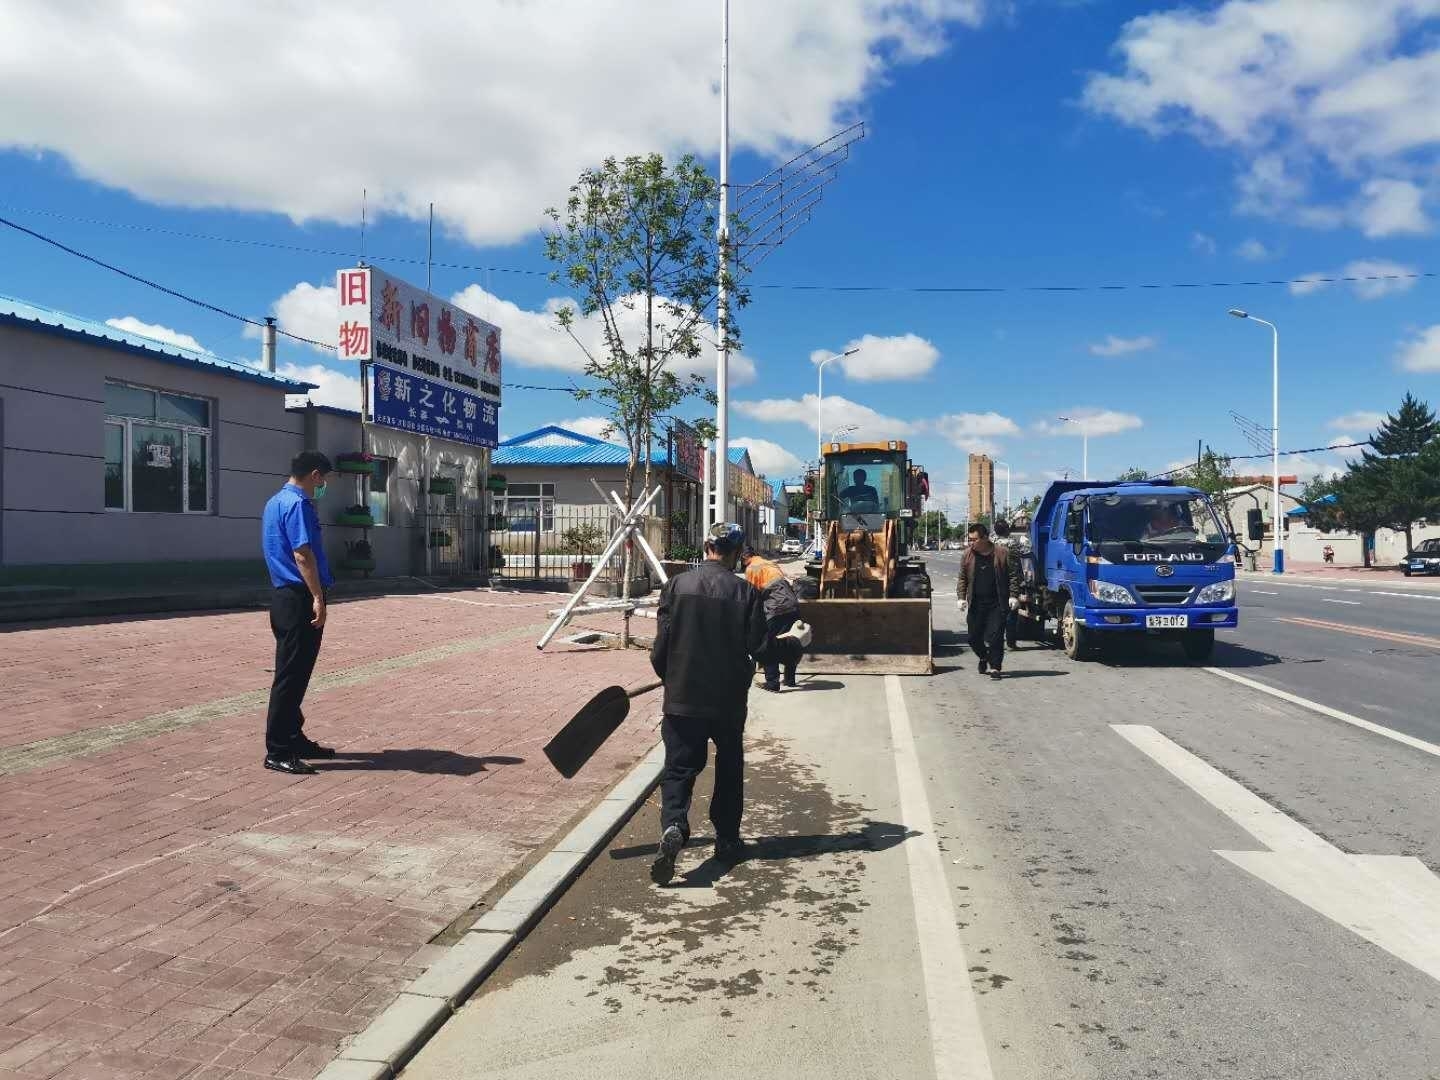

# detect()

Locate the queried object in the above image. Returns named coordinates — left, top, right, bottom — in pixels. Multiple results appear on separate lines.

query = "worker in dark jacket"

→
left=649, top=524, right=768, bottom=884
left=957, top=522, right=1023, bottom=680
left=740, top=546, right=802, bottom=691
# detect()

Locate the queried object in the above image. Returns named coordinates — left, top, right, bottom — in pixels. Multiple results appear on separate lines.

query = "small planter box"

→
left=428, top=531, right=453, bottom=548
left=427, top=478, right=457, bottom=496
left=571, top=560, right=594, bottom=581
left=336, top=458, right=377, bottom=476
left=336, top=511, right=376, bottom=527
left=340, top=556, right=376, bottom=572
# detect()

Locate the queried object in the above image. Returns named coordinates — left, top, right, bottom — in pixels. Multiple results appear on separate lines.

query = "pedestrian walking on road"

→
left=649, top=524, right=769, bottom=885
left=957, top=522, right=1022, bottom=680
left=260, top=451, right=339, bottom=776
left=740, top=546, right=803, bottom=691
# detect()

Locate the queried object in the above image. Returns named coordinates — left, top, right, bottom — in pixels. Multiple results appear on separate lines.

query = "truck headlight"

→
left=1088, top=580, right=1136, bottom=604
left=1196, top=580, right=1234, bottom=604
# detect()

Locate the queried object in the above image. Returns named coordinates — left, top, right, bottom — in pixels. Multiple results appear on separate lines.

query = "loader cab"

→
left=822, top=444, right=910, bottom=534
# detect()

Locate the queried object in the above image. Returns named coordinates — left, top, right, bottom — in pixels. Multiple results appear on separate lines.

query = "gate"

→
left=490, top=504, right=625, bottom=589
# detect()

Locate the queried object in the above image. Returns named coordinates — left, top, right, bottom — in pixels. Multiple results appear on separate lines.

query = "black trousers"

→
left=265, top=586, right=324, bottom=757
left=967, top=600, right=1007, bottom=670
left=660, top=713, right=745, bottom=843
left=762, top=611, right=801, bottom=686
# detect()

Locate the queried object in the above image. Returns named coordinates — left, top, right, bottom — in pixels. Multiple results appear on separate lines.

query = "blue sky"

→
left=2, top=0, right=1437, bottom=514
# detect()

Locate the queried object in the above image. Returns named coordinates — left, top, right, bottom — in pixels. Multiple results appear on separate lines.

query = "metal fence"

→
left=488, top=505, right=634, bottom=589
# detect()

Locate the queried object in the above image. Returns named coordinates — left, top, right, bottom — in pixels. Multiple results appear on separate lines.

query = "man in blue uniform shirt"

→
left=260, top=451, right=337, bottom=775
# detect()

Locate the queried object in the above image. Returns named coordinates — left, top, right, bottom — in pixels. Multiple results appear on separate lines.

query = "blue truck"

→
left=1013, top=480, right=1239, bottom=662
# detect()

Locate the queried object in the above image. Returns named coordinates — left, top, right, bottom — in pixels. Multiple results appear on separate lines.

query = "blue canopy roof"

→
left=1289, top=493, right=1336, bottom=516
left=494, top=425, right=674, bottom=468
left=0, top=293, right=316, bottom=392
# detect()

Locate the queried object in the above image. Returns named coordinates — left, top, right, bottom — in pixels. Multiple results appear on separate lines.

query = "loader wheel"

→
left=795, top=576, right=820, bottom=601
left=1060, top=600, right=1096, bottom=661
left=899, top=574, right=930, bottom=599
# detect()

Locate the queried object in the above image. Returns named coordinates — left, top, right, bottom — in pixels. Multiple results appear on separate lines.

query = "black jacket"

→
left=651, top=560, right=769, bottom=722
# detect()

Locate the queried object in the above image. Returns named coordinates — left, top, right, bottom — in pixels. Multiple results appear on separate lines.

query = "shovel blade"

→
left=544, top=685, right=631, bottom=779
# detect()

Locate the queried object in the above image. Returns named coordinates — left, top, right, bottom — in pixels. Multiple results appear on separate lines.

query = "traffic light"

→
left=1246, top=507, right=1265, bottom=542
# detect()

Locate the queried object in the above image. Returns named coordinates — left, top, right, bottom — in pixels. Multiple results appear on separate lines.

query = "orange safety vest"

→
left=745, top=557, right=787, bottom=593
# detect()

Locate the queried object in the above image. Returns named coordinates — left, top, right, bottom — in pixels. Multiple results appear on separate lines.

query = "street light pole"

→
left=1229, top=309, right=1283, bottom=573
left=814, top=347, right=860, bottom=546
left=1057, top=417, right=1087, bottom=481
left=995, top=461, right=1011, bottom=518
left=711, top=0, right=731, bottom=537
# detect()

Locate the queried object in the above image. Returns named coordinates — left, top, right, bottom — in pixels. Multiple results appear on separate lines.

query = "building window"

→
left=504, top=482, right=554, bottom=531
left=103, top=381, right=212, bottom=514
left=367, top=458, right=392, bottom=525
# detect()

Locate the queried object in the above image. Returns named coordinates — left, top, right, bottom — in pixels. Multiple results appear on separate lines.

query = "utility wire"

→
left=0, top=213, right=576, bottom=392
left=4, top=203, right=1435, bottom=296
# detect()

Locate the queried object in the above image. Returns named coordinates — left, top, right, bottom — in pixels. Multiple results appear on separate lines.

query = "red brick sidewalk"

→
left=0, top=590, right=661, bottom=1079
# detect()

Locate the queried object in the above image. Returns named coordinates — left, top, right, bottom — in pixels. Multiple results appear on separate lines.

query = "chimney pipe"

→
left=262, top=317, right=277, bottom=373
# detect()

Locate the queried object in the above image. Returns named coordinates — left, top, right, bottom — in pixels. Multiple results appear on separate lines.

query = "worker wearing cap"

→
left=648, top=524, right=769, bottom=885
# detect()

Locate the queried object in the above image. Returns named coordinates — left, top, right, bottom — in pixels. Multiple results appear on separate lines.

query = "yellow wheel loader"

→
left=796, top=441, right=934, bottom=675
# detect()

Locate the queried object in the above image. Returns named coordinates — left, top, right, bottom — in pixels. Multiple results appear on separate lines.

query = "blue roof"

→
left=1289, top=493, right=1336, bottom=516
left=494, top=425, right=674, bottom=468
left=0, top=293, right=316, bottom=392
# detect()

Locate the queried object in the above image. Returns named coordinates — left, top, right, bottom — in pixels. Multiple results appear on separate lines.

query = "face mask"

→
left=314, top=483, right=328, bottom=500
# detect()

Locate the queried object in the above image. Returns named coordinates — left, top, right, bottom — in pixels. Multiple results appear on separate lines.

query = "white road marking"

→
left=1113, top=724, right=1440, bottom=985
left=885, top=676, right=994, bottom=1080
left=1203, top=668, right=1440, bottom=760
left=1245, top=578, right=1440, bottom=600
left=1251, top=590, right=1279, bottom=595
left=1322, top=598, right=1362, bottom=605
left=1370, top=591, right=1440, bottom=602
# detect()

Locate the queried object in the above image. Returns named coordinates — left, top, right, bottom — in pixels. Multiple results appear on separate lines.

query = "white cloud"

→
left=933, top=411, right=1020, bottom=455
left=244, top=281, right=338, bottom=353
left=1083, top=1, right=1440, bottom=237
left=1328, top=435, right=1357, bottom=448
left=1290, top=258, right=1418, bottom=299
left=1357, top=178, right=1432, bottom=237
left=1038, top=409, right=1144, bottom=438
left=1235, top=237, right=1274, bottom=261
left=450, top=284, right=756, bottom=385
left=812, top=333, right=940, bottom=382
left=105, top=316, right=207, bottom=352
left=731, top=438, right=805, bottom=479
left=1191, top=231, right=1218, bottom=255
left=734, top=393, right=918, bottom=441
left=1089, top=334, right=1157, bottom=357
left=0, top=2, right=988, bottom=246
left=1397, top=325, right=1440, bottom=372
left=1328, top=410, right=1386, bottom=431
left=277, top=362, right=363, bottom=411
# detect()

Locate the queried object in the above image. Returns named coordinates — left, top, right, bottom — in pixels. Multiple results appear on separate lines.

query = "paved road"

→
left=404, top=565, right=1440, bottom=1080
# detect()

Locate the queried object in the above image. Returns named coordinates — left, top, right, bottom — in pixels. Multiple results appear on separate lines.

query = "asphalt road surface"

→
left=404, top=562, right=1440, bottom=1080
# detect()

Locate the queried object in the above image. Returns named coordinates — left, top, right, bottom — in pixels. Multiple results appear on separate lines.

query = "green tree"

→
left=1115, top=466, right=1149, bottom=482
left=786, top=489, right=809, bottom=523
left=1176, top=450, right=1241, bottom=540
left=1347, top=394, right=1440, bottom=554
left=545, top=154, right=747, bottom=510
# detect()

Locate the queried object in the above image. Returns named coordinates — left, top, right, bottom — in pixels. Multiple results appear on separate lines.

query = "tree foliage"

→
left=1115, top=466, right=1149, bottom=482
left=545, top=153, right=748, bottom=507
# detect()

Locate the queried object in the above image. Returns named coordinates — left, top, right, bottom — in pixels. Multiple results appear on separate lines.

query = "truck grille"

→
left=1133, top=584, right=1194, bottom=605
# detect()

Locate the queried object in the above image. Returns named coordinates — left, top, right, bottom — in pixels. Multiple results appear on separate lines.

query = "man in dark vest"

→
left=957, top=522, right=1022, bottom=680
left=649, top=524, right=769, bottom=884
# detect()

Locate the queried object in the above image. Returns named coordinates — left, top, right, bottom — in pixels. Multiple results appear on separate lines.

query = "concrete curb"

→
left=317, top=739, right=666, bottom=1080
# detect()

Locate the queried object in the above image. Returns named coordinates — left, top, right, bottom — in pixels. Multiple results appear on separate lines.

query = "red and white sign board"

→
left=336, top=266, right=502, bottom=403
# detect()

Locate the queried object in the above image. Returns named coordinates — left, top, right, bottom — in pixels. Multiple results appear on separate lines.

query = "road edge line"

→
left=885, top=675, right=995, bottom=1080
left=320, top=740, right=666, bottom=1080
left=1204, top=668, right=1440, bottom=760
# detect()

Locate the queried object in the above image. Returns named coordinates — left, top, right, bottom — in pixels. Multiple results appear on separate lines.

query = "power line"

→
left=5, top=202, right=1435, bottom=297
left=4, top=211, right=578, bottom=394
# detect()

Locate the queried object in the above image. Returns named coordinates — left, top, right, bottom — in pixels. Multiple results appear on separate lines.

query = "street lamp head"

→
left=1228, top=308, right=1249, bottom=319
left=1057, top=415, right=1076, bottom=424
left=840, top=346, right=860, bottom=358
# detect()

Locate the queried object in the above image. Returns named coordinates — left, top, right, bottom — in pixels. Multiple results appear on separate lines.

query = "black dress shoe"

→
left=294, top=738, right=337, bottom=758
left=714, top=836, right=747, bottom=864
left=264, top=756, right=317, bottom=776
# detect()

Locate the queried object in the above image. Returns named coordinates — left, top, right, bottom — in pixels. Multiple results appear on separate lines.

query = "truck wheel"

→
left=1060, top=600, right=1095, bottom=661
left=1180, top=629, right=1216, bottom=662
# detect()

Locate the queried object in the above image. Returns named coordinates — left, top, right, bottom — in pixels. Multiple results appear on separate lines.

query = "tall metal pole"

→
left=1268, top=320, right=1282, bottom=574
left=713, top=0, right=731, bottom=535
left=996, top=461, right=1011, bottom=517
left=427, top=202, right=434, bottom=291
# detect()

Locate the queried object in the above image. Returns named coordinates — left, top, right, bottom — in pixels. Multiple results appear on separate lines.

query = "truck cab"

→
left=1023, top=480, right=1238, bottom=661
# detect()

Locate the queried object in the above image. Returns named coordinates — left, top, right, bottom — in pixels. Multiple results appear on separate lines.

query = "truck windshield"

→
left=825, top=455, right=904, bottom=521
left=1087, top=494, right=1227, bottom=545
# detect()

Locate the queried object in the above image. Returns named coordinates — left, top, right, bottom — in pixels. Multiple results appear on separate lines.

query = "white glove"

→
left=957, top=599, right=968, bottom=615
left=1008, top=597, right=1019, bottom=611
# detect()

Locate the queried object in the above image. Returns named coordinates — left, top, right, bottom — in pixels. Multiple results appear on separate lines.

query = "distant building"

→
left=967, top=453, right=995, bottom=521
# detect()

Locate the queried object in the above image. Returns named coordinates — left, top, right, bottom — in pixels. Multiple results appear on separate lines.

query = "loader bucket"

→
left=797, top=598, right=933, bottom=676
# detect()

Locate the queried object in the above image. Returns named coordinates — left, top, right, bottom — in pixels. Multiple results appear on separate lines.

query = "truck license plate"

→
left=1146, top=614, right=1188, bottom=629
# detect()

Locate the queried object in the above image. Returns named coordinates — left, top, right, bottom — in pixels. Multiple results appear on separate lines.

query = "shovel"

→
left=544, top=680, right=662, bottom=779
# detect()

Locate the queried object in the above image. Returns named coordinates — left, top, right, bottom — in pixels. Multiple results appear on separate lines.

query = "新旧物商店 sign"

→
left=337, top=265, right=503, bottom=404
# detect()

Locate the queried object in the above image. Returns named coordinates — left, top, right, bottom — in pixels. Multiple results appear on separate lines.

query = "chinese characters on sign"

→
left=669, top=421, right=703, bottom=482
left=370, top=364, right=498, bottom=449
left=336, top=266, right=502, bottom=403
